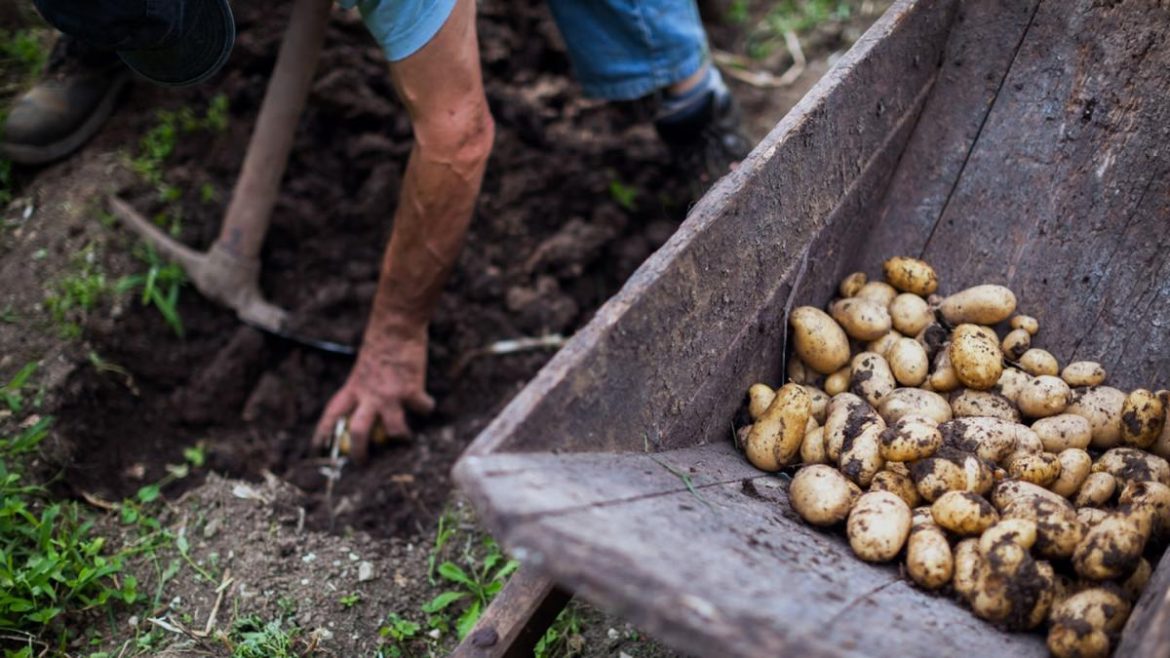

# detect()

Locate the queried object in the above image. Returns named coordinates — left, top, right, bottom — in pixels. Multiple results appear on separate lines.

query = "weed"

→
left=608, top=179, right=638, bottom=211
left=746, top=0, right=853, bottom=59
left=338, top=593, right=361, bottom=609
left=427, top=509, right=457, bottom=584
left=0, top=29, right=48, bottom=80
left=43, top=243, right=111, bottom=338
left=377, top=613, right=420, bottom=658
left=1, top=362, right=38, bottom=413
left=0, top=304, right=18, bottom=324
left=225, top=615, right=315, bottom=658
left=424, top=536, right=519, bottom=639
left=534, top=608, right=585, bottom=658
left=726, top=0, right=750, bottom=24
left=116, top=242, right=187, bottom=338
left=130, top=93, right=230, bottom=190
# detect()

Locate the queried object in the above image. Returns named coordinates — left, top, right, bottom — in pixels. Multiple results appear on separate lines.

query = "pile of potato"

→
left=736, top=257, right=1169, bottom=658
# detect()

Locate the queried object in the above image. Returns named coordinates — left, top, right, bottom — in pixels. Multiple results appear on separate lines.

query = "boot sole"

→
left=1, top=72, right=131, bottom=166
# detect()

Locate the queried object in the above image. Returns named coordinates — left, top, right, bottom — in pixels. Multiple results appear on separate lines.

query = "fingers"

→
left=404, top=390, right=436, bottom=416
left=312, top=389, right=356, bottom=450
left=347, top=403, right=379, bottom=465
left=379, top=403, right=409, bottom=443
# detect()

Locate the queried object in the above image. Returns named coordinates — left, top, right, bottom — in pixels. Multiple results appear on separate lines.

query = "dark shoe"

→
left=655, top=90, right=753, bottom=186
left=1, top=36, right=129, bottom=165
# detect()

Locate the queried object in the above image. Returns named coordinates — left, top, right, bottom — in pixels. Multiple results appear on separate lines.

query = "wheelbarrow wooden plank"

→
left=460, top=0, right=958, bottom=461
left=494, top=442, right=1046, bottom=658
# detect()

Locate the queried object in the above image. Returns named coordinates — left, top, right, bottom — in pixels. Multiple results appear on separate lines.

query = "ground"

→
left=0, top=1, right=888, bottom=656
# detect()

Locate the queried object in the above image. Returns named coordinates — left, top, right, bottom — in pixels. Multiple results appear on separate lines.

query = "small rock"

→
left=607, top=628, right=620, bottom=641
left=202, top=517, right=221, bottom=539
left=302, top=552, right=317, bottom=563
left=428, top=628, right=442, bottom=640
left=358, top=561, right=375, bottom=582
left=619, top=653, right=633, bottom=658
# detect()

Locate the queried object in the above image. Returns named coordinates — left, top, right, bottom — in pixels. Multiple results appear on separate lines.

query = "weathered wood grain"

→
left=458, top=0, right=958, bottom=458
left=1118, top=546, right=1170, bottom=657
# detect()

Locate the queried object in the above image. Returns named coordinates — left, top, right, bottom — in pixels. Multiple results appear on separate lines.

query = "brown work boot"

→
left=1, top=36, right=130, bottom=165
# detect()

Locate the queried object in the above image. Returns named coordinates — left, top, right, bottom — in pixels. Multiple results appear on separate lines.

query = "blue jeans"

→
left=342, top=0, right=709, bottom=101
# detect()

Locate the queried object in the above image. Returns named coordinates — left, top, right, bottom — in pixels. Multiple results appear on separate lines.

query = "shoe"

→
left=655, top=89, right=754, bottom=186
left=1, top=36, right=130, bottom=165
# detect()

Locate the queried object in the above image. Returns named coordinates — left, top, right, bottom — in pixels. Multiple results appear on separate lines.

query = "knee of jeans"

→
left=415, top=100, right=495, bottom=173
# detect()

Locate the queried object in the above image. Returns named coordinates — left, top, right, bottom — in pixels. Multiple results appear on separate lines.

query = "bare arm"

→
left=313, top=0, right=494, bottom=462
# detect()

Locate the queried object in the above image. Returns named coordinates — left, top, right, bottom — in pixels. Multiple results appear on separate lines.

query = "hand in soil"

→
left=312, top=325, right=435, bottom=463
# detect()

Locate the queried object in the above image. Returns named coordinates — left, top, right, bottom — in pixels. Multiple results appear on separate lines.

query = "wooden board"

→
left=455, top=0, right=1170, bottom=656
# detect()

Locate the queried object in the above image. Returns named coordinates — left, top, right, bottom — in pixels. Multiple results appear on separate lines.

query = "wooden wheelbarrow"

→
left=453, top=0, right=1170, bottom=655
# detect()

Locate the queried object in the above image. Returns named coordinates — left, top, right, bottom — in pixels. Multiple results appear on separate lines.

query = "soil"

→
left=0, top=1, right=889, bottom=655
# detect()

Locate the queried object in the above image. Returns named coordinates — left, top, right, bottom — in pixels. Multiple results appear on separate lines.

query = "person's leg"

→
left=1, top=34, right=129, bottom=165
left=545, top=0, right=751, bottom=182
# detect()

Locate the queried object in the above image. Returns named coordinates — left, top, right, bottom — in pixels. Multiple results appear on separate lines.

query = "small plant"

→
left=116, top=242, right=187, bottom=337
left=1, top=361, right=38, bottom=413
left=130, top=93, right=230, bottom=189
left=608, top=179, right=639, bottom=211
left=43, top=243, right=113, bottom=338
left=726, top=0, right=750, bottom=24
left=534, top=608, right=585, bottom=658
left=423, top=537, right=520, bottom=639
left=746, top=0, right=853, bottom=59
left=377, top=612, right=421, bottom=658
left=225, top=615, right=316, bottom=658
left=427, top=508, right=457, bottom=584
left=338, top=593, right=361, bottom=609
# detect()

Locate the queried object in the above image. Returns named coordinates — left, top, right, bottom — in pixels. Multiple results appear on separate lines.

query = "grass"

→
left=745, top=0, right=855, bottom=60
left=224, top=614, right=319, bottom=658
left=1, top=362, right=39, bottom=413
left=116, top=243, right=187, bottom=338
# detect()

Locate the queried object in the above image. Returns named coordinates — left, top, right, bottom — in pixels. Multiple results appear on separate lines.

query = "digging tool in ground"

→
left=107, top=0, right=353, bottom=354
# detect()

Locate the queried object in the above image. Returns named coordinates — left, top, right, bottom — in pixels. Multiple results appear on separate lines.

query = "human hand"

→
left=312, top=324, right=435, bottom=463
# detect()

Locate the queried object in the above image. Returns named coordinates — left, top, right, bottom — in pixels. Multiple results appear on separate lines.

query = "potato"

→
left=886, top=338, right=929, bottom=387
left=822, top=393, right=882, bottom=463
left=1119, top=480, right=1170, bottom=539
left=940, top=284, right=1017, bottom=325
left=1061, top=361, right=1106, bottom=387
left=1048, top=588, right=1130, bottom=658
left=847, top=491, right=911, bottom=562
left=1032, top=414, right=1092, bottom=452
left=1121, top=558, right=1151, bottom=602
left=876, top=388, right=952, bottom=425
left=849, top=352, right=895, bottom=407
left=800, top=426, right=828, bottom=465
left=824, top=366, right=851, bottom=396
left=882, top=256, right=939, bottom=296
left=993, top=480, right=1084, bottom=559
left=1120, top=388, right=1165, bottom=449
left=979, top=518, right=1038, bottom=559
left=928, top=349, right=961, bottom=393
left=1049, top=449, right=1092, bottom=498
left=803, top=386, right=830, bottom=425
left=790, top=307, right=851, bottom=375
left=829, top=298, right=892, bottom=342
left=1072, top=510, right=1149, bottom=580
left=747, top=383, right=775, bottom=421
left=855, top=280, right=898, bottom=307
left=789, top=465, right=859, bottom=526
left=1005, top=452, right=1062, bottom=487
left=745, top=383, right=811, bottom=471
left=948, top=324, right=1004, bottom=390
left=1017, top=348, right=1060, bottom=377
left=931, top=491, right=998, bottom=536
left=879, top=415, right=941, bottom=462
left=1151, top=391, right=1170, bottom=460
left=838, top=271, right=867, bottom=298
left=911, top=455, right=965, bottom=502
left=885, top=460, right=911, bottom=478
left=1017, top=375, right=1071, bottom=418
left=1010, top=314, right=1039, bottom=336
left=939, top=417, right=1031, bottom=463
left=949, top=388, right=1020, bottom=422
left=786, top=357, right=818, bottom=385
left=952, top=539, right=982, bottom=600
left=1066, top=386, right=1126, bottom=449
left=1074, top=472, right=1116, bottom=508
left=1077, top=506, right=1109, bottom=529
left=996, top=367, right=1032, bottom=405
left=871, top=470, right=920, bottom=508
left=906, top=508, right=953, bottom=590
left=866, top=331, right=900, bottom=357
left=1000, top=328, right=1031, bottom=361
left=968, top=554, right=1052, bottom=629
left=1094, top=447, right=1170, bottom=487
left=839, top=423, right=885, bottom=487
left=888, top=293, right=932, bottom=336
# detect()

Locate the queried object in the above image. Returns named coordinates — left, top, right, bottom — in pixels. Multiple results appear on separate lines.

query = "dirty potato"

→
left=870, top=470, right=921, bottom=508
left=1072, top=510, right=1149, bottom=580
left=939, top=284, right=1017, bottom=325
left=1000, top=328, right=1031, bottom=361
left=1150, top=391, right=1170, bottom=460
left=939, top=417, right=1030, bottom=463
left=1121, top=558, right=1152, bottom=602
left=886, top=337, right=929, bottom=387
left=993, top=480, right=1084, bottom=559
left=790, top=307, right=851, bottom=375
left=1119, top=480, right=1170, bottom=539
left=879, top=414, right=942, bottom=462
left=931, top=491, right=998, bottom=536
left=1094, top=447, right=1170, bottom=487
left=1061, top=361, right=1106, bottom=387
left=855, top=280, right=898, bottom=307
left=849, top=351, right=896, bottom=407
left=949, top=388, right=1020, bottom=422
left=1010, top=314, right=1039, bottom=336
left=824, top=366, right=851, bottom=396
left=882, top=256, right=939, bottom=296
left=1032, top=413, right=1092, bottom=452
left=1017, top=348, right=1060, bottom=377
left=1005, top=452, right=1062, bottom=487
left=1017, top=375, right=1071, bottom=418
left=1074, top=472, right=1117, bottom=508
left=952, top=539, right=982, bottom=600
left=847, top=491, right=912, bottom=562
left=928, top=349, right=961, bottom=393
left=830, top=298, right=893, bottom=342
left=889, top=293, right=932, bottom=336
left=1049, top=449, right=1092, bottom=498
left=1120, top=388, right=1165, bottom=449
left=948, top=324, right=1004, bottom=390
left=1077, top=506, right=1109, bottom=529
left=800, top=426, right=828, bottom=465
left=803, top=386, right=830, bottom=424
left=1047, top=588, right=1130, bottom=658
left=745, top=383, right=811, bottom=471
left=866, top=330, right=901, bottom=358
left=839, top=423, right=885, bottom=487
left=789, top=465, right=859, bottom=526
left=747, top=383, right=775, bottom=421
left=876, top=387, right=952, bottom=425
left=839, top=271, right=867, bottom=298
left=822, top=393, right=882, bottom=463
left=906, top=507, right=953, bottom=590
left=1066, top=386, right=1126, bottom=449
left=996, top=367, right=1032, bottom=405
